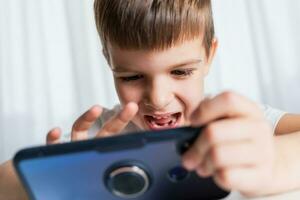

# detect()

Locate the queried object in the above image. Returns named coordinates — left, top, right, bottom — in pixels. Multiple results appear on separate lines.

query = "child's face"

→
left=107, top=38, right=217, bottom=131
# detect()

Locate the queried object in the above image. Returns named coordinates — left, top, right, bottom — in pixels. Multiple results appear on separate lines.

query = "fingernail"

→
left=53, top=127, right=61, bottom=133
left=182, top=154, right=197, bottom=171
left=196, top=166, right=206, bottom=176
left=128, top=101, right=138, bottom=108
left=196, top=166, right=211, bottom=178
left=92, top=105, right=102, bottom=112
left=126, top=102, right=139, bottom=113
left=183, top=159, right=196, bottom=171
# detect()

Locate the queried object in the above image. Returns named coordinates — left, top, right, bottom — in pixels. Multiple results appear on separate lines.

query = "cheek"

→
left=175, top=77, right=205, bottom=114
left=115, top=81, right=143, bottom=104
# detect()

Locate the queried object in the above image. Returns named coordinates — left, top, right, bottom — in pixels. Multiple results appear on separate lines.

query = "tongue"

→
left=151, top=115, right=176, bottom=125
left=153, top=118, right=170, bottom=124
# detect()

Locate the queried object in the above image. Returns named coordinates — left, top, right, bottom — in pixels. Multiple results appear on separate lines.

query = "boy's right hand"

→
left=46, top=102, right=138, bottom=144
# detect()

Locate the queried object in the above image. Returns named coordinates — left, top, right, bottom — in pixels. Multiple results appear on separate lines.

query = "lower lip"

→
left=144, top=113, right=181, bottom=131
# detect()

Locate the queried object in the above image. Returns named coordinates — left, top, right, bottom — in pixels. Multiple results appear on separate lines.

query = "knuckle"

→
left=199, top=100, right=211, bottom=113
left=222, top=91, right=238, bottom=106
left=198, top=100, right=207, bottom=111
left=192, top=106, right=204, bottom=122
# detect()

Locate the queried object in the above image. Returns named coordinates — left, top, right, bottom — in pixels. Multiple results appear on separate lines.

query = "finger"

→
left=195, top=163, right=212, bottom=178
left=71, top=105, right=103, bottom=141
left=213, top=167, right=267, bottom=194
left=201, top=119, right=273, bottom=172
left=203, top=142, right=260, bottom=174
left=182, top=130, right=207, bottom=171
left=201, top=118, right=262, bottom=144
left=182, top=118, right=255, bottom=171
left=46, top=127, right=62, bottom=144
left=191, top=91, right=263, bottom=126
left=96, top=102, right=138, bottom=138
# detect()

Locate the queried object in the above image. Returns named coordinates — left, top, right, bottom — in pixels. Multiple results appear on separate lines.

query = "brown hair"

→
left=94, top=0, right=215, bottom=56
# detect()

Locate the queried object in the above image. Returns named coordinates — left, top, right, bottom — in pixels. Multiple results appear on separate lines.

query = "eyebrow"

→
left=112, top=59, right=202, bottom=73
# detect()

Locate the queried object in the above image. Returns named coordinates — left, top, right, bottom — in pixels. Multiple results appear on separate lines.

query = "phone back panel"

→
left=14, top=127, right=229, bottom=200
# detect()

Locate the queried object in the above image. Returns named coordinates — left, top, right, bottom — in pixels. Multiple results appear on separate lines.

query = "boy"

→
left=1, top=0, right=300, bottom=199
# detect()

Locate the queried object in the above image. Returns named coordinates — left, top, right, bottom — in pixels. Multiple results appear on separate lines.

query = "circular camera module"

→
left=105, top=165, right=150, bottom=199
left=168, top=166, right=190, bottom=182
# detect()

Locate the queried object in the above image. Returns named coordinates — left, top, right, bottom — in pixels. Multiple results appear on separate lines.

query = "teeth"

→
left=153, top=115, right=170, bottom=119
left=149, top=114, right=178, bottom=127
left=145, top=113, right=181, bottom=130
left=150, top=121, right=170, bottom=128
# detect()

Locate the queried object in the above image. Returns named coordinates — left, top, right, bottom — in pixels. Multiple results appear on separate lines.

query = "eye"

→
left=120, top=75, right=143, bottom=82
left=171, top=69, right=195, bottom=77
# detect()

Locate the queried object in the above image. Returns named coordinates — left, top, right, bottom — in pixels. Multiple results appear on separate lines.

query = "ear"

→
left=204, top=37, right=218, bottom=76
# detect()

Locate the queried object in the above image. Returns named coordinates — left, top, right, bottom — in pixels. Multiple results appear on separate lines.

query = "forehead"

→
left=108, top=38, right=206, bottom=71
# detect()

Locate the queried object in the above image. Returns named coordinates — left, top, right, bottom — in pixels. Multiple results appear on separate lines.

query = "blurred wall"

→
left=1, top=0, right=300, bottom=163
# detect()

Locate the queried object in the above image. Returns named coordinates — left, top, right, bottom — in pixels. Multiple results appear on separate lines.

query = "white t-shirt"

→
left=88, top=104, right=286, bottom=137
left=260, top=104, right=287, bottom=133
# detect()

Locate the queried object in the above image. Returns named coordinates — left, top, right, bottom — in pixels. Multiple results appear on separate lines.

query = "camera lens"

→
left=106, top=166, right=150, bottom=199
left=168, top=166, right=190, bottom=182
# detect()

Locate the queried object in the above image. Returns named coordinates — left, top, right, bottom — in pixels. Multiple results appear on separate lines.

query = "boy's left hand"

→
left=182, top=92, right=275, bottom=196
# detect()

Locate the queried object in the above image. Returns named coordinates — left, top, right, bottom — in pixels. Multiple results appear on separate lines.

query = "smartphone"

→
left=14, top=126, right=230, bottom=200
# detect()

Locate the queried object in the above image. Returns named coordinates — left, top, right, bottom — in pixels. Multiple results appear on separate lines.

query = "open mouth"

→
left=144, top=112, right=182, bottom=130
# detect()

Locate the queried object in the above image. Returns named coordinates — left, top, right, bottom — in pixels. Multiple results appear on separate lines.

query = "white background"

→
left=0, top=0, right=300, bottom=163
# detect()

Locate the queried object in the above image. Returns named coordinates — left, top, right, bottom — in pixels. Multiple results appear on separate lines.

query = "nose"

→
left=144, top=78, right=173, bottom=110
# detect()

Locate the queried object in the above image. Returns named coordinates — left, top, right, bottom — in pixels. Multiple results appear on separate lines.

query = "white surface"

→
left=1, top=0, right=300, bottom=164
